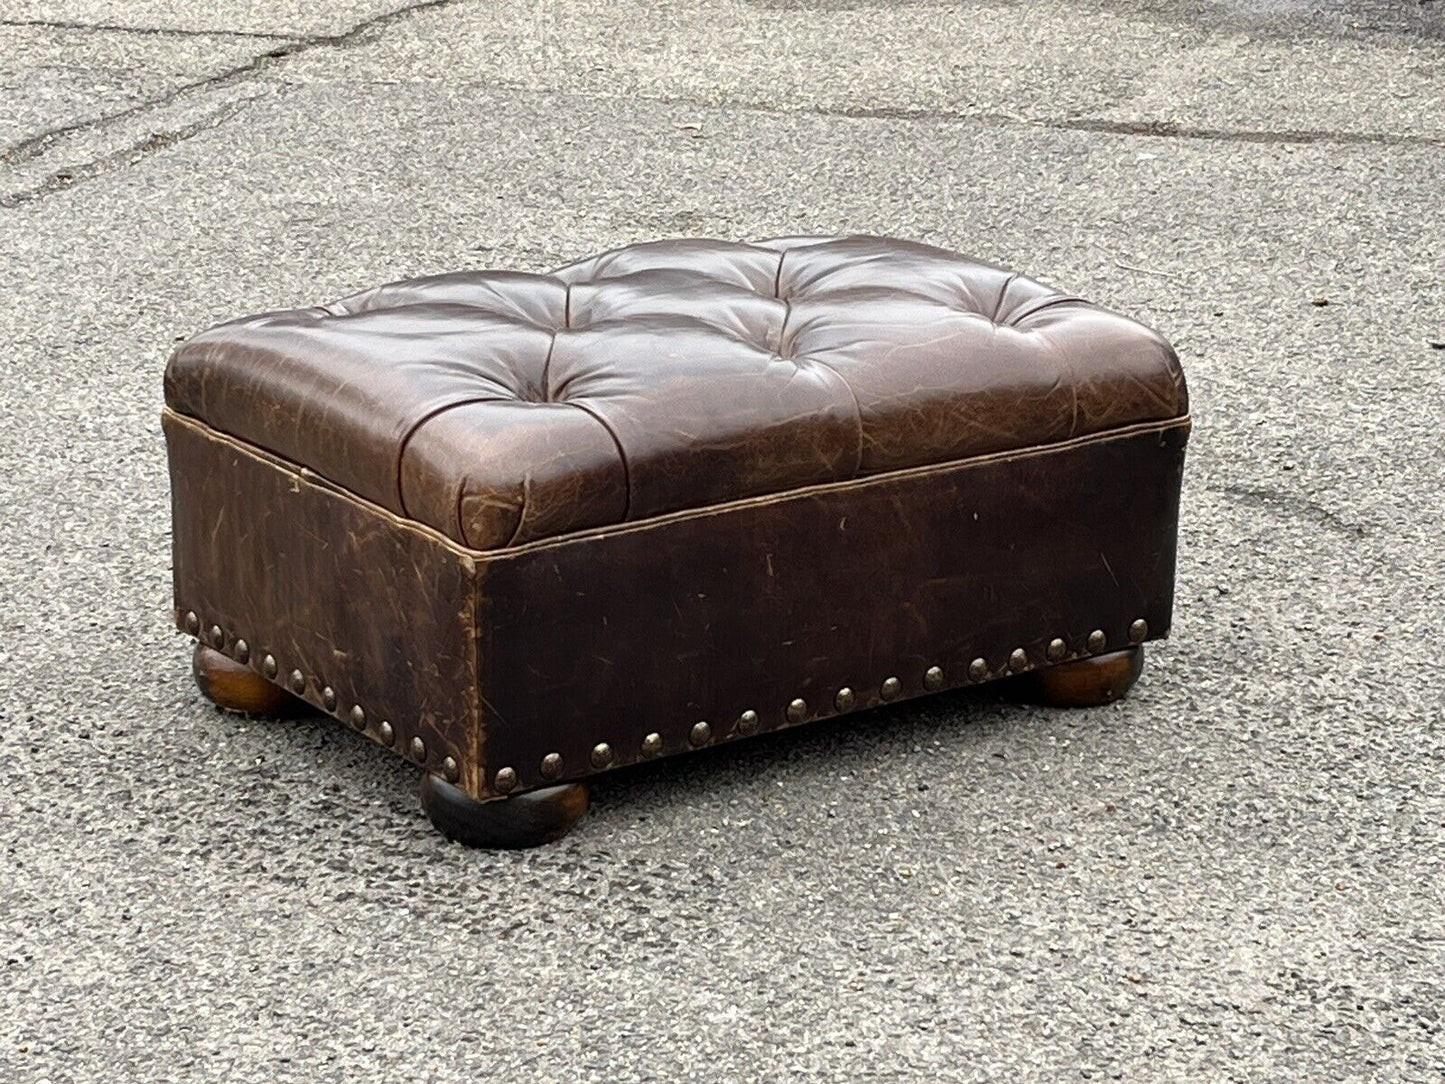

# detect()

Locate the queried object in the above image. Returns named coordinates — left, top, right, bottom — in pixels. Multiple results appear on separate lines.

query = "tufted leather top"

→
left=165, top=236, right=1187, bottom=550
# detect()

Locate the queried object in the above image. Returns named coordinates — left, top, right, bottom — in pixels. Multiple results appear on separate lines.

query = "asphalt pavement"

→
left=1, top=1, right=1442, bottom=1080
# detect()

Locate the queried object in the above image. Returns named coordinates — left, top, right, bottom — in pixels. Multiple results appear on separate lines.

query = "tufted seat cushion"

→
left=165, top=236, right=1187, bottom=550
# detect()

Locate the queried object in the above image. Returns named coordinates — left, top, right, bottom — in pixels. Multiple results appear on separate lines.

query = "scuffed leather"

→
left=166, top=236, right=1187, bottom=550
left=166, top=412, right=481, bottom=791
left=168, top=409, right=1188, bottom=800
left=477, top=421, right=1189, bottom=791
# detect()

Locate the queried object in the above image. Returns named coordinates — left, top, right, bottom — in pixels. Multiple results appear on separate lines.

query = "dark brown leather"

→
left=475, top=420, right=1188, bottom=792
left=166, top=236, right=1186, bottom=550
left=164, top=236, right=1190, bottom=801
left=166, top=412, right=481, bottom=789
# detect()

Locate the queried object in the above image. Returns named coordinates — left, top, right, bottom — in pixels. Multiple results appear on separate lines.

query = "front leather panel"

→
left=166, top=236, right=1187, bottom=550
left=472, top=421, right=1189, bottom=793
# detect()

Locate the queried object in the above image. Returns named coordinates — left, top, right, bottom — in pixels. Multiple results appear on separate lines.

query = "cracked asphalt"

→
left=1, top=1, right=1442, bottom=1081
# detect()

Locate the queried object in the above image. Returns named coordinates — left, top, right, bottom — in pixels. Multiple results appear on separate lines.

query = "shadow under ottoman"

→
left=164, top=236, right=1189, bottom=847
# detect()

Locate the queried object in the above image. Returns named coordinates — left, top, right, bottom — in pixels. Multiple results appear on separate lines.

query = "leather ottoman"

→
left=165, top=236, right=1189, bottom=847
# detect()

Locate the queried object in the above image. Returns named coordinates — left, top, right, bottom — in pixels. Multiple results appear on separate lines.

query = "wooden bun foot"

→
left=420, top=774, right=589, bottom=848
left=192, top=643, right=303, bottom=715
left=1014, top=646, right=1144, bottom=707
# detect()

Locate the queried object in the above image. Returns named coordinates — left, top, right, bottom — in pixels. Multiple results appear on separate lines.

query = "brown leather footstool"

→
left=165, top=236, right=1189, bottom=847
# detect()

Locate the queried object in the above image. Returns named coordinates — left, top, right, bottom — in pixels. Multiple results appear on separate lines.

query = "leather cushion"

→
left=165, top=236, right=1187, bottom=549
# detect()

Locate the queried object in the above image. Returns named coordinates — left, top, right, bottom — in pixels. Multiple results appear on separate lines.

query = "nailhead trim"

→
left=182, top=617, right=466, bottom=786
left=183, top=614, right=1149, bottom=793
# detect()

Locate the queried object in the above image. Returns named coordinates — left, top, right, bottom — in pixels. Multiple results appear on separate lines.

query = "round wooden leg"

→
left=420, top=774, right=589, bottom=848
left=192, top=643, right=302, bottom=715
left=1015, top=646, right=1144, bottom=707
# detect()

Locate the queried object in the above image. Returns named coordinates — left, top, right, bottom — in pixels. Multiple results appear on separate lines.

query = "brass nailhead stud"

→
left=183, top=611, right=200, bottom=636
left=1129, top=618, right=1149, bottom=644
left=209, top=624, right=225, bottom=648
left=591, top=742, right=614, bottom=769
left=835, top=687, right=856, bottom=712
left=924, top=666, right=944, bottom=691
left=409, top=736, right=426, bottom=762
left=689, top=721, right=711, bottom=747
left=787, top=698, right=808, bottom=723
left=377, top=720, right=395, bottom=746
left=540, top=752, right=564, bottom=779
left=493, top=765, right=516, bottom=792
left=443, top=756, right=460, bottom=782
left=968, top=657, right=989, bottom=682
left=642, top=732, right=664, bottom=757
left=233, top=639, right=250, bottom=664
left=349, top=704, right=366, bottom=730
left=1009, top=648, right=1029, bottom=672
left=880, top=677, right=902, bottom=701
left=737, top=710, right=759, bottom=735
left=322, top=686, right=337, bottom=712
left=262, top=654, right=278, bottom=679
left=1087, top=629, right=1107, bottom=653
left=1047, top=638, right=1068, bottom=662
left=289, top=669, right=306, bottom=694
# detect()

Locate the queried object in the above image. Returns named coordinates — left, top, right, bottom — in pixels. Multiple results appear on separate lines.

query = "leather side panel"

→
left=165, top=411, right=481, bottom=794
left=474, top=421, right=1188, bottom=793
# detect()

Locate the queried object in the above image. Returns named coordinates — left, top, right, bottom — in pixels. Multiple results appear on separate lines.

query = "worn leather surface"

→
left=166, top=236, right=1187, bottom=550
left=165, top=236, right=1190, bottom=800
left=166, top=412, right=482, bottom=792
left=475, top=420, right=1188, bottom=792
left=169, top=411, right=1186, bottom=800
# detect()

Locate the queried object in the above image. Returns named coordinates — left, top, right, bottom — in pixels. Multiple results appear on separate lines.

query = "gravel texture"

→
left=0, top=2, right=1442, bottom=1081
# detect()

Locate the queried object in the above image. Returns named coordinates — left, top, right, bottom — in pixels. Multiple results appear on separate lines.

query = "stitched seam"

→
left=539, top=281, right=570, bottom=400
left=499, top=466, right=538, bottom=549
left=794, top=351, right=866, bottom=479
left=490, top=415, right=1190, bottom=558
left=990, top=272, right=1020, bottom=324
left=563, top=400, right=632, bottom=525
left=165, top=408, right=1188, bottom=560
left=1005, top=294, right=1086, bottom=327
left=772, top=254, right=864, bottom=474
left=466, top=535, right=484, bottom=790
left=394, top=394, right=511, bottom=520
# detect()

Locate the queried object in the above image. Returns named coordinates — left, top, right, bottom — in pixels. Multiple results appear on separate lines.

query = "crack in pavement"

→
left=0, top=0, right=470, bottom=198
left=0, top=18, right=292, bottom=40
left=1218, top=483, right=1372, bottom=539
left=1033, top=115, right=1445, bottom=149
left=0, top=98, right=259, bottom=208
left=708, top=99, right=1445, bottom=149
left=3, top=0, right=1438, bottom=208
